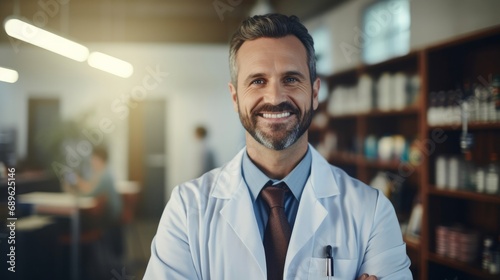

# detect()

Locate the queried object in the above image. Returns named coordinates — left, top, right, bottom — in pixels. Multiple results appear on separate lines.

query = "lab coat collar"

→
left=210, top=148, right=246, bottom=199
left=211, top=144, right=340, bottom=199
left=308, top=144, right=340, bottom=198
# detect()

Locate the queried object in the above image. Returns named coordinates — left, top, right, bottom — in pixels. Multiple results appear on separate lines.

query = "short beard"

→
left=238, top=99, right=314, bottom=150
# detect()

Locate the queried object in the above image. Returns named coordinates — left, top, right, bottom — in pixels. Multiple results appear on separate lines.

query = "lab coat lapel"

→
left=285, top=146, right=340, bottom=271
left=216, top=149, right=267, bottom=278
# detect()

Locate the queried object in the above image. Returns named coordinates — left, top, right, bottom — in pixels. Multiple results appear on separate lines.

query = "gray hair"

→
left=229, top=14, right=317, bottom=87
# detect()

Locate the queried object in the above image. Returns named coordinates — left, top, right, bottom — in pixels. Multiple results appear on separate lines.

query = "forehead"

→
left=236, top=35, right=309, bottom=77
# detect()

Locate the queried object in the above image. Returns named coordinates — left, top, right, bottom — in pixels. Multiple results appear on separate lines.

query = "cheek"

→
left=290, top=90, right=314, bottom=110
left=238, top=92, right=260, bottom=113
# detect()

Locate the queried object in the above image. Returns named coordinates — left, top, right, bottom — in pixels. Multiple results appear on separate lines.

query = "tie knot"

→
left=261, top=182, right=288, bottom=209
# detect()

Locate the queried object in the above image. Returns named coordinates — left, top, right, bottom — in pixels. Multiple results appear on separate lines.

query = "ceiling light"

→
left=87, top=52, right=134, bottom=78
left=0, top=66, right=19, bottom=83
left=4, top=17, right=89, bottom=62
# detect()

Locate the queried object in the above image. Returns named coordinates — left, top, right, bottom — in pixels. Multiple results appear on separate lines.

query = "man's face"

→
left=229, top=35, right=319, bottom=150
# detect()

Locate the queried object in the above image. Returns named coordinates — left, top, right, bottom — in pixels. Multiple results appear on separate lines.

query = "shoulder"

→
left=329, top=164, right=396, bottom=221
left=173, top=167, right=221, bottom=201
left=331, top=165, right=378, bottom=198
left=310, top=146, right=382, bottom=212
left=310, top=146, right=379, bottom=200
left=169, top=148, right=244, bottom=209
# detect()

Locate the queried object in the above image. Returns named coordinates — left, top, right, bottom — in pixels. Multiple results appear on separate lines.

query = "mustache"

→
left=253, top=102, right=299, bottom=115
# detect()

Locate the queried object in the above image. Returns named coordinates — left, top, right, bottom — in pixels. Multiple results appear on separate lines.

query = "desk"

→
left=19, top=192, right=96, bottom=280
left=19, top=192, right=96, bottom=214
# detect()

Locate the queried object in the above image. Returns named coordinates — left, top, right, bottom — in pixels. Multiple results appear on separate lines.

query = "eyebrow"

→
left=283, top=71, right=307, bottom=80
left=243, top=71, right=307, bottom=85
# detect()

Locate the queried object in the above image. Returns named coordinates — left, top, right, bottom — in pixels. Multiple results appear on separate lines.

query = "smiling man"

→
left=144, top=14, right=412, bottom=280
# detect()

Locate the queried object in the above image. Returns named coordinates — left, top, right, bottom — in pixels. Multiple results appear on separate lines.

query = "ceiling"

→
left=0, top=0, right=347, bottom=44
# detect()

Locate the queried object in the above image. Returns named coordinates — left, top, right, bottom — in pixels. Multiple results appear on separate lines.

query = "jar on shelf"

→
left=490, top=74, right=500, bottom=122
left=485, top=153, right=499, bottom=195
left=435, top=155, right=447, bottom=189
left=476, top=166, right=486, bottom=193
left=483, top=237, right=495, bottom=270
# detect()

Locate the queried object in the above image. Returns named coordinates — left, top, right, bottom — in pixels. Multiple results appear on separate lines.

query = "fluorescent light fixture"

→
left=4, top=17, right=89, bottom=62
left=87, top=52, right=134, bottom=78
left=0, top=66, right=19, bottom=83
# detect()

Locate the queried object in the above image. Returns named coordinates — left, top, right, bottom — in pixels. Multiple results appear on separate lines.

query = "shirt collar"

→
left=242, top=147, right=312, bottom=202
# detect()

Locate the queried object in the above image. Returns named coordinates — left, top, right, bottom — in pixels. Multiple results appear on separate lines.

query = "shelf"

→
left=428, top=252, right=499, bottom=280
left=330, top=107, right=420, bottom=120
left=428, top=122, right=500, bottom=131
left=329, top=152, right=417, bottom=172
left=364, top=158, right=404, bottom=170
left=328, top=152, right=362, bottom=166
left=428, top=187, right=500, bottom=204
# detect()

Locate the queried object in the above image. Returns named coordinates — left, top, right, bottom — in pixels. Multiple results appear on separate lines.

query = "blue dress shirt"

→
left=241, top=148, right=312, bottom=239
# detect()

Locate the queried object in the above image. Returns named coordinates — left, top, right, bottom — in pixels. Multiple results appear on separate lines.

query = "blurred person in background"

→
left=63, top=145, right=122, bottom=225
left=191, top=125, right=216, bottom=178
left=145, top=14, right=411, bottom=279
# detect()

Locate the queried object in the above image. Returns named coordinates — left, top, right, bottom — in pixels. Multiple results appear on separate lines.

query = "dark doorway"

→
left=128, top=100, right=166, bottom=219
left=27, top=98, right=61, bottom=169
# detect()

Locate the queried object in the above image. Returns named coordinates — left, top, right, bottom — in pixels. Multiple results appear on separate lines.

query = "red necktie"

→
left=261, top=182, right=291, bottom=280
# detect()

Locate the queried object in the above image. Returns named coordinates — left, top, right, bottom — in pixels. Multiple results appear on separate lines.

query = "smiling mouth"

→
left=261, top=112, right=291, bottom=119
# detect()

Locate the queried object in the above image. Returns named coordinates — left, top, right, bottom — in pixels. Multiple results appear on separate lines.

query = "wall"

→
left=0, top=42, right=244, bottom=202
left=305, top=0, right=500, bottom=74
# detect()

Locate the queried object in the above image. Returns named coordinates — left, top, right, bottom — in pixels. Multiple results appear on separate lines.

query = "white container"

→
left=485, top=159, right=499, bottom=195
left=436, top=156, right=447, bottom=189
left=448, top=156, right=460, bottom=190
left=358, top=74, right=373, bottom=113
left=476, top=168, right=486, bottom=193
left=393, top=72, right=407, bottom=110
left=377, top=72, right=392, bottom=111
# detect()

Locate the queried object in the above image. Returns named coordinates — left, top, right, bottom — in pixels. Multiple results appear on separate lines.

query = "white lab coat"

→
left=144, top=146, right=412, bottom=279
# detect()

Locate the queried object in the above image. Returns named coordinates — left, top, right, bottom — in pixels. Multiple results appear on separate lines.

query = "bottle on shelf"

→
left=492, top=235, right=500, bottom=275
left=475, top=84, right=490, bottom=122
left=491, top=251, right=500, bottom=275
left=446, top=90, right=461, bottom=125
left=476, top=165, right=486, bottom=193
left=482, top=237, right=494, bottom=270
left=436, top=91, right=447, bottom=124
left=460, top=151, right=476, bottom=191
left=491, top=74, right=500, bottom=122
left=435, top=155, right=448, bottom=190
left=485, top=153, right=499, bottom=195
left=448, top=156, right=460, bottom=190
left=462, top=80, right=477, bottom=123
left=427, top=91, right=438, bottom=126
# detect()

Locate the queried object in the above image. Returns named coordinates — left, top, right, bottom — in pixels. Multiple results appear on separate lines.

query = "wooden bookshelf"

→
left=312, top=25, right=500, bottom=280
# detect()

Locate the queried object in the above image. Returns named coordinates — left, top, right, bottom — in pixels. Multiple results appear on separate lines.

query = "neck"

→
left=246, top=133, right=309, bottom=179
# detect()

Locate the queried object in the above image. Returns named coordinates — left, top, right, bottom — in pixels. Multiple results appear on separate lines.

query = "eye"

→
left=284, top=77, right=299, bottom=83
left=251, top=79, right=265, bottom=85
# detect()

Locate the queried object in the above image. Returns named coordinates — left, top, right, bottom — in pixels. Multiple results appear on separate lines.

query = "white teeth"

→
left=262, top=112, right=291, bottom=119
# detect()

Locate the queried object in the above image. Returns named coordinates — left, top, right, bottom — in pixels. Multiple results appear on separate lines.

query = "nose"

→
left=263, top=80, right=287, bottom=105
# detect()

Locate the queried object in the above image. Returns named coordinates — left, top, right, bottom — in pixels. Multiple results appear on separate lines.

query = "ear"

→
left=312, top=78, right=320, bottom=110
left=228, top=82, right=238, bottom=112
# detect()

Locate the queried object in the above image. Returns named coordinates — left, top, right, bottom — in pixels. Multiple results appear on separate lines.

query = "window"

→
left=362, top=0, right=411, bottom=64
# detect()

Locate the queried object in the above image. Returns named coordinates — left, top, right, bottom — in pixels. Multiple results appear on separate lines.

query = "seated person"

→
left=63, top=145, right=122, bottom=226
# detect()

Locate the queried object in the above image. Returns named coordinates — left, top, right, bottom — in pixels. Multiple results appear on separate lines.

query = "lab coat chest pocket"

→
left=308, top=257, right=359, bottom=280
